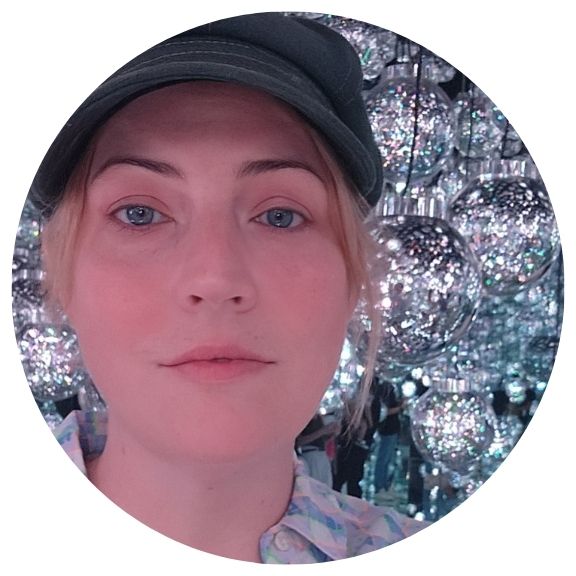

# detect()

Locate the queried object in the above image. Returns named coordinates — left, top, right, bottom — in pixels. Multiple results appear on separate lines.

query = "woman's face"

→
left=64, top=82, right=356, bottom=462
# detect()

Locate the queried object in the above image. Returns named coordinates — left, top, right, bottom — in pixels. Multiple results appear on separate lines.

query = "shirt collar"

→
left=272, top=460, right=350, bottom=561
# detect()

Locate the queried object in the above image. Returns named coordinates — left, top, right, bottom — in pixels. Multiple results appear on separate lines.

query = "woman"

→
left=32, top=12, right=428, bottom=563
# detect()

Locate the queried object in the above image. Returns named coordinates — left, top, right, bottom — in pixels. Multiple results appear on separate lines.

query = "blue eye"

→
left=261, top=208, right=304, bottom=229
left=115, top=205, right=164, bottom=226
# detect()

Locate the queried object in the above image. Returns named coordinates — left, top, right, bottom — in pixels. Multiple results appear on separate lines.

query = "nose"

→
left=174, top=218, right=258, bottom=314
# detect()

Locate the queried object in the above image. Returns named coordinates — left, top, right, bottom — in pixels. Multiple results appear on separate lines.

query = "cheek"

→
left=64, top=251, right=168, bottom=374
left=261, top=246, right=354, bottom=387
left=274, top=243, right=353, bottom=332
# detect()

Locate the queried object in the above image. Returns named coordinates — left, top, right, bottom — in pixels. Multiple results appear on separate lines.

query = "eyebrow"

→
left=90, top=156, right=324, bottom=183
left=90, top=156, right=184, bottom=182
left=237, top=159, right=324, bottom=182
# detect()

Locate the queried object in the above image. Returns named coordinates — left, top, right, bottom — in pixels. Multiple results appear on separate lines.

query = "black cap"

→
left=29, top=12, right=383, bottom=215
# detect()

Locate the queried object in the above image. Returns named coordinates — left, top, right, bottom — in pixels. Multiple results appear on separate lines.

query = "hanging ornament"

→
left=503, top=379, right=528, bottom=405
left=366, top=63, right=456, bottom=187
left=434, top=158, right=470, bottom=203
left=12, top=267, right=44, bottom=307
left=13, top=301, right=36, bottom=337
left=367, top=195, right=482, bottom=364
left=322, top=15, right=396, bottom=82
left=491, top=109, right=525, bottom=158
left=410, top=377, right=496, bottom=475
left=450, top=160, right=561, bottom=295
left=500, top=133, right=524, bottom=158
left=523, top=335, right=559, bottom=383
left=12, top=263, right=45, bottom=336
left=391, top=33, right=456, bottom=82
left=454, top=86, right=505, bottom=159
left=12, top=247, right=41, bottom=277
left=485, top=414, right=524, bottom=461
left=401, top=379, right=419, bottom=399
left=284, top=11, right=326, bottom=20
left=15, top=199, right=43, bottom=250
left=325, top=335, right=366, bottom=413
left=420, top=54, right=456, bottom=83
left=18, top=318, right=88, bottom=402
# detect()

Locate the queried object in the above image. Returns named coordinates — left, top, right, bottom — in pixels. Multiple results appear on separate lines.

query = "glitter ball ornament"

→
left=12, top=247, right=41, bottom=276
left=366, top=64, right=456, bottom=186
left=324, top=336, right=365, bottom=412
left=454, top=87, right=505, bottom=159
left=501, top=134, right=524, bottom=158
left=420, top=53, right=456, bottom=83
left=486, top=414, right=524, bottom=461
left=450, top=170, right=560, bottom=295
left=479, top=412, right=526, bottom=478
left=368, top=197, right=482, bottom=364
left=323, top=15, right=396, bottom=82
left=12, top=302, right=36, bottom=336
left=284, top=11, right=326, bottom=20
left=410, top=378, right=496, bottom=475
left=491, top=108, right=524, bottom=157
left=18, top=323, right=87, bottom=402
left=523, top=335, right=559, bottom=382
left=15, top=199, right=43, bottom=250
left=435, top=163, right=469, bottom=203
left=12, top=268, right=44, bottom=307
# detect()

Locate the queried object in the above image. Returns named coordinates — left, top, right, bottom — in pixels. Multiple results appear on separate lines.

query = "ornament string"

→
left=555, top=249, right=564, bottom=332
left=404, top=46, right=424, bottom=193
left=465, top=80, right=474, bottom=173
left=500, top=118, right=511, bottom=159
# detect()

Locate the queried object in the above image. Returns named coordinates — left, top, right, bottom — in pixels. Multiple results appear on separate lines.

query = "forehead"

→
left=90, top=81, right=323, bottom=161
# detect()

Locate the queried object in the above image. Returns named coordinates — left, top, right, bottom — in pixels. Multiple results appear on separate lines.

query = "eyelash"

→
left=112, top=205, right=168, bottom=227
left=110, top=205, right=309, bottom=231
left=254, top=208, right=307, bottom=230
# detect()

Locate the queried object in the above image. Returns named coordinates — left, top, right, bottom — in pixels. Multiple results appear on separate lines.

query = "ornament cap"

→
left=467, top=158, right=541, bottom=183
left=379, top=62, right=448, bottom=84
left=375, top=192, right=448, bottom=219
left=435, top=377, right=473, bottom=393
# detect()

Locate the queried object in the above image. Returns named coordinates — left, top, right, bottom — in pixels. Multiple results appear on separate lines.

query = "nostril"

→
left=188, top=294, right=246, bottom=306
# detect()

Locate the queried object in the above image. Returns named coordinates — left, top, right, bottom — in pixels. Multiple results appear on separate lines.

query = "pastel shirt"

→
left=54, top=410, right=429, bottom=563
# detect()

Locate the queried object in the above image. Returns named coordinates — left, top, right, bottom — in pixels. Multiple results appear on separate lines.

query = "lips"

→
left=163, top=345, right=273, bottom=365
left=160, top=345, right=275, bottom=382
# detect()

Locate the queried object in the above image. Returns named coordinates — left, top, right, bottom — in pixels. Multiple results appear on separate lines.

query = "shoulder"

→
left=270, top=462, right=429, bottom=561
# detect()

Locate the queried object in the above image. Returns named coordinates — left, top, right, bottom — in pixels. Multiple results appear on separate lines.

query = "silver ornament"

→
left=367, top=64, right=456, bottom=186
left=323, top=15, right=396, bottom=82
left=367, top=198, right=482, bottom=365
left=410, top=378, right=496, bottom=475
left=454, top=87, right=505, bottom=159
left=12, top=268, right=44, bottom=307
left=450, top=172, right=561, bottom=294
left=18, top=323, right=87, bottom=402
left=15, top=199, right=43, bottom=250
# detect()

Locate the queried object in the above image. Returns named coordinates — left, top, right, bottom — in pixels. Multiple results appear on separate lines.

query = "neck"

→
left=86, top=419, right=296, bottom=563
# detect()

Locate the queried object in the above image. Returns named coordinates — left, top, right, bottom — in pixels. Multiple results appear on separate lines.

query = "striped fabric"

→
left=54, top=410, right=429, bottom=563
